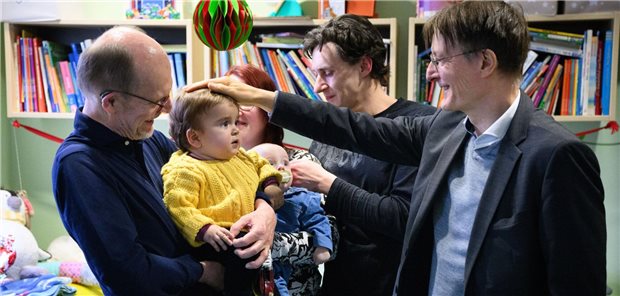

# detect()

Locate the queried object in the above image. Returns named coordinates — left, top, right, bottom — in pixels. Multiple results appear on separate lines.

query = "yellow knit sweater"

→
left=162, top=148, right=281, bottom=246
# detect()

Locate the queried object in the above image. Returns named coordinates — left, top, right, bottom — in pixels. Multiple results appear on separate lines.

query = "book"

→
left=528, top=27, right=584, bottom=43
left=530, top=40, right=582, bottom=58
left=522, top=50, right=538, bottom=74
left=539, top=64, right=563, bottom=110
left=277, top=49, right=315, bottom=100
left=601, top=30, right=613, bottom=116
left=580, top=30, right=593, bottom=115
left=173, top=53, right=186, bottom=88
left=560, top=58, right=572, bottom=115
left=58, top=61, right=78, bottom=112
left=533, top=54, right=560, bottom=108
left=594, top=32, right=603, bottom=115
left=527, top=27, right=583, bottom=42
left=167, top=54, right=178, bottom=97
left=256, top=42, right=304, bottom=49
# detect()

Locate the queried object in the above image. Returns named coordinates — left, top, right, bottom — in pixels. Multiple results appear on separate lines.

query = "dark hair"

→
left=226, top=65, right=284, bottom=146
left=77, top=26, right=145, bottom=98
left=303, top=14, right=389, bottom=86
left=168, top=89, right=239, bottom=152
left=423, top=1, right=529, bottom=79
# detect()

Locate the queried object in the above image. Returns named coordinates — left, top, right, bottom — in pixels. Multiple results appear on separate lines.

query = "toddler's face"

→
left=190, top=101, right=240, bottom=160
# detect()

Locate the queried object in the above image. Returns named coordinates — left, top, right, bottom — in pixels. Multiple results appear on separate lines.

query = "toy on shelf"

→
left=126, top=0, right=181, bottom=19
left=193, top=0, right=253, bottom=50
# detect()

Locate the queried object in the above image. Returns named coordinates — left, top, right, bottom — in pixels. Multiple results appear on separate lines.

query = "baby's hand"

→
left=264, top=184, right=284, bottom=210
left=203, top=225, right=234, bottom=252
left=313, top=246, right=331, bottom=265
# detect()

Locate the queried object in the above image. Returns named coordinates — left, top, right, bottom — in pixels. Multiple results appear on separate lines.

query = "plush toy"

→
left=0, top=188, right=101, bottom=294
left=0, top=189, right=49, bottom=283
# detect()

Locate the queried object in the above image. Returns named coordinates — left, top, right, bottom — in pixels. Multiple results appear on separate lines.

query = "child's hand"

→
left=264, top=184, right=284, bottom=210
left=313, top=246, right=331, bottom=265
left=203, top=225, right=234, bottom=252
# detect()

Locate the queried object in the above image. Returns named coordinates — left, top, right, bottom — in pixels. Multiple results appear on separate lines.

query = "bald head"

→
left=77, top=26, right=171, bottom=108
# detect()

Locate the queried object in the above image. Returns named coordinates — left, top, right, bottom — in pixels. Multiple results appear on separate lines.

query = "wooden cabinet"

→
left=407, top=12, right=619, bottom=122
left=3, top=19, right=203, bottom=118
left=202, top=17, right=398, bottom=97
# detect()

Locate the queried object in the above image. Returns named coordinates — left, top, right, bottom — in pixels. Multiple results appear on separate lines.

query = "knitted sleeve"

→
left=246, top=150, right=282, bottom=185
left=162, top=155, right=215, bottom=247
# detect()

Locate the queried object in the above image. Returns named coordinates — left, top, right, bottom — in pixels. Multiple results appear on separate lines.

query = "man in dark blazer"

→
left=195, top=1, right=606, bottom=294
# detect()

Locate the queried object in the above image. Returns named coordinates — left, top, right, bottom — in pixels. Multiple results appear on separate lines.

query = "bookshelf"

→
left=407, top=12, right=620, bottom=122
left=203, top=17, right=398, bottom=97
left=3, top=19, right=204, bottom=118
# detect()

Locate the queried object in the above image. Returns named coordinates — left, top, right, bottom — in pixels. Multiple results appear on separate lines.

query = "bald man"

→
left=52, top=26, right=276, bottom=295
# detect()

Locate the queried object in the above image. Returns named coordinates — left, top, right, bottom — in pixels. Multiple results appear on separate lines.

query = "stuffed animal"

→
left=0, top=189, right=49, bottom=283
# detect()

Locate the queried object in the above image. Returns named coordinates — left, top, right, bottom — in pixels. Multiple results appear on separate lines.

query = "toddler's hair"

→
left=168, top=88, right=238, bottom=152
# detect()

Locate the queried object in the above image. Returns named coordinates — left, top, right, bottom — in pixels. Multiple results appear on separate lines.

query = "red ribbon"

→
left=12, top=120, right=64, bottom=143
left=11, top=119, right=620, bottom=145
left=575, top=121, right=619, bottom=138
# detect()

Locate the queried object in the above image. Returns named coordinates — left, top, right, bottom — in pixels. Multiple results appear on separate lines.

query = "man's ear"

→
left=360, top=55, right=373, bottom=77
left=101, top=93, right=116, bottom=113
left=186, top=129, right=202, bottom=148
left=480, top=49, right=497, bottom=77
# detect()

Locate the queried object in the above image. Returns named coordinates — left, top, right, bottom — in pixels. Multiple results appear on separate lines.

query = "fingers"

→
left=184, top=77, right=230, bottom=92
left=244, top=247, right=269, bottom=269
left=205, top=227, right=234, bottom=252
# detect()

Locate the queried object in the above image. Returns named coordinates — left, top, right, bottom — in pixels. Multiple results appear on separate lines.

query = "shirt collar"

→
left=74, top=108, right=144, bottom=149
left=463, top=92, right=520, bottom=147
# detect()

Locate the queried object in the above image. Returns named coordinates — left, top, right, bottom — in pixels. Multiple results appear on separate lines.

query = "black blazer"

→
left=271, top=91, right=606, bottom=295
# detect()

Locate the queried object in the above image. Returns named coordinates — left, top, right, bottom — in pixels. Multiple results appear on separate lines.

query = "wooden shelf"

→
left=3, top=19, right=202, bottom=118
left=407, top=12, right=620, bottom=122
left=203, top=18, right=398, bottom=97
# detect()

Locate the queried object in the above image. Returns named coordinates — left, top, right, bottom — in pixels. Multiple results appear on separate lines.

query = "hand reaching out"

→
left=203, top=225, right=234, bottom=252
left=290, top=159, right=337, bottom=194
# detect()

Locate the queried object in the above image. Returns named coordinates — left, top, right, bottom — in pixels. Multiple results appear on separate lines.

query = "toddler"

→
left=162, top=89, right=282, bottom=296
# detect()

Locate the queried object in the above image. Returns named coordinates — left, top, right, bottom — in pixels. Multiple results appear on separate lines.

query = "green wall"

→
left=0, top=0, right=618, bottom=292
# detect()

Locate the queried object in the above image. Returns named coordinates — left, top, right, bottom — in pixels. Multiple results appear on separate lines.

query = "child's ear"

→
left=186, top=129, right=202, bottom=148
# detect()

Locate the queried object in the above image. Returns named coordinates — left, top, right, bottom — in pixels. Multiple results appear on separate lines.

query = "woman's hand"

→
left=229, top=199, right=276, bottom=269
left=290, top=159, right=337, bottom=194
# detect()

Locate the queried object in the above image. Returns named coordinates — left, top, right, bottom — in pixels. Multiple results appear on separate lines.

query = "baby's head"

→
left=251, top=143, right=292, bottom=190
left=169, top=88, right=240, bottom=160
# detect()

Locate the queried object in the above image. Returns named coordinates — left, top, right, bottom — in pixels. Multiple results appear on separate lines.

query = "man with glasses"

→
left=195, top=1, right=606, bottom=295
left=52, top=26, right=276, bottom=295
left=282, top=14, right=435, bottom=296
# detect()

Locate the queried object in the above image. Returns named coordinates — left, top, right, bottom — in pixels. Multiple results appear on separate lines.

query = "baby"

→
left=162, top=89, right=283, bottom=296
left=251, top=143, right=332, bottom=296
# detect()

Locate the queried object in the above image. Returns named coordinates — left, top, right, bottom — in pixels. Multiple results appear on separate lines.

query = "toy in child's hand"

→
left=193, top=0, right=253, bottom=50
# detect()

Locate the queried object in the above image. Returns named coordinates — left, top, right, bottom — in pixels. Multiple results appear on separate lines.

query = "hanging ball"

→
left=193, top=0, right=253, bottom=51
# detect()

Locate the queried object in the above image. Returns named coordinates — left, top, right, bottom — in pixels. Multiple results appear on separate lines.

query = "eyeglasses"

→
left=99, top=89, right=169, bottom=112
left=429, top=49, right=482, bottom=70
left=239, top=105, right=255, bottom=112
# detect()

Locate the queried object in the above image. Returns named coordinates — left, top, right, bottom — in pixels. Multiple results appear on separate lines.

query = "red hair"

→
left=226, top=65, right=284, bottom=146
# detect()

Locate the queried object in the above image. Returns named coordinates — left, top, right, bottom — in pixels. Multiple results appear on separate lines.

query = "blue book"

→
left=278, top=49, right=319, bottom=101
left=173, top=53, right=186, bottom=88
left=520, top=61, right=540, bottom=90
left=259, top=48, right=279, bottom=90
left=601, top=30, right=612, bottom=116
